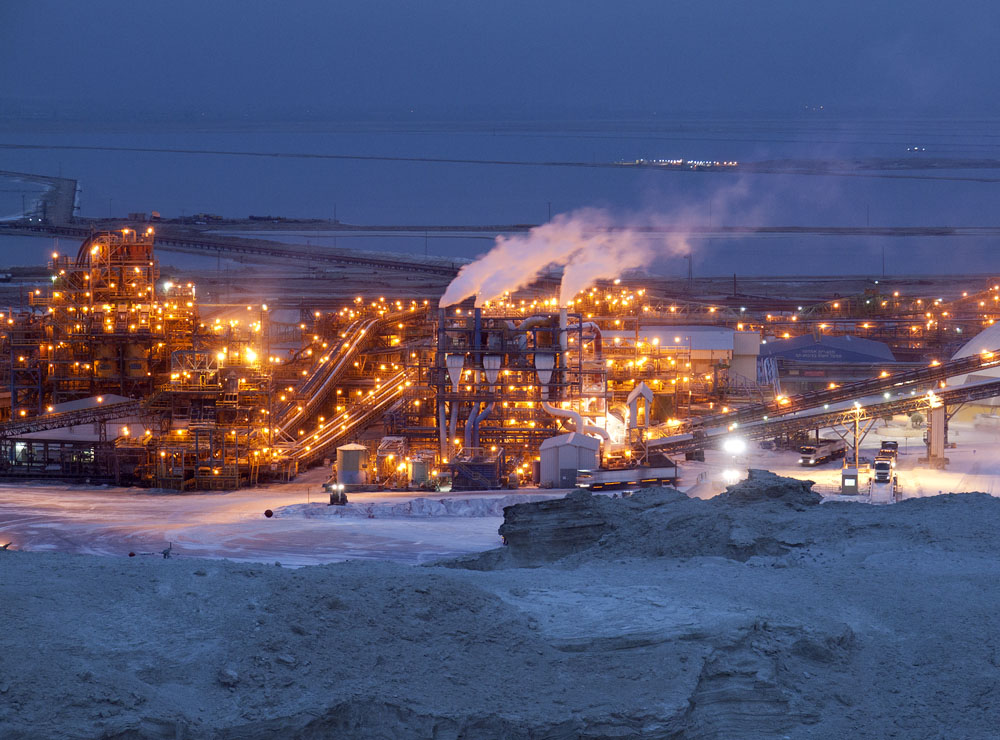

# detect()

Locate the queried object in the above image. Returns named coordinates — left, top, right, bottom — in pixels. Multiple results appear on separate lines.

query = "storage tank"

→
left=336, top=443, right=368, bottom=485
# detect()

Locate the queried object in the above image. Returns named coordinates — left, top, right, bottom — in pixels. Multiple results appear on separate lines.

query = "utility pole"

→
left=547, top=202, right=552, bottom=221
left=854, top=412, right=860, bottom=468
left=424, top=231, right=429, bottom=257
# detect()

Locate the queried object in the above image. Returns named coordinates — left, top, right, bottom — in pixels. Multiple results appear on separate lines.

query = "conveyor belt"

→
left=675, top=347, right=1000, bottom=434
left=650, top=375, right=1000, bottom=455
left=287, top=370, right=412, bottom=466
left=0, top=399, right=143, bottom=438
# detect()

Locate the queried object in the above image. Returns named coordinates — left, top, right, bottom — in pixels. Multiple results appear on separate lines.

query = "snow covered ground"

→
left=680, top=417, right=1000, bottom=499
left=0, top=467, right=570, bottom=566
left=2, top=418, right=999, bottom=566
left=6, top=476, right=1000, bottom=738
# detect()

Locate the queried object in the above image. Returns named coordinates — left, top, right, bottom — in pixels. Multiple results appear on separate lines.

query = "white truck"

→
left=870, top=456, right=898, bottom=504
left=872, top=456, right=894, bottom=483
left=799, top=439, right=847, bottom=466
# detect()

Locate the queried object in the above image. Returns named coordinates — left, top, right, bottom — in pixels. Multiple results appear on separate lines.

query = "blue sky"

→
left=2, top=1, right=998, bottom=118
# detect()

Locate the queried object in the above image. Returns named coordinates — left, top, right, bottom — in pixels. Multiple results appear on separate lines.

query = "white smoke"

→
left=440, top=208, right=691, bottom=307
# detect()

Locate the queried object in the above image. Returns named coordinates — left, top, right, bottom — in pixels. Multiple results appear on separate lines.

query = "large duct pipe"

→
left=540, top=401, right=582, bottom=434
left=464, top=402, right=481, bottom=450
left=437, top=309, right=448, bottom=457
left=448, top=403, right=460, bottom=451
left=540, top=401, right=611, bottom=442
left=465, top=401, right=495, bottom=449
left=515, top=316, right=550, bottom=331
left=475, top=400, right=494, bottom=430
left=558, top=308, right=568, bottom=390
left=445, top=354, right=465, bottom=453
left=570, top=321, right=603, bottom=355
left=438, top=400, right=448, bottom=458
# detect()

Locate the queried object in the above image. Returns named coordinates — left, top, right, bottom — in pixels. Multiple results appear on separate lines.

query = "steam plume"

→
left=440, top=208, right=690, bottom=307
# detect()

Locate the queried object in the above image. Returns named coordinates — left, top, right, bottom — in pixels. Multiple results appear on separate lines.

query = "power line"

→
left=2, top=142, right=1000, bottom=182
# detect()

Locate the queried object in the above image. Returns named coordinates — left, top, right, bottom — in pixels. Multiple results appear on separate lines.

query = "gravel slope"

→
left=3, top=473, right=1000, bottom=738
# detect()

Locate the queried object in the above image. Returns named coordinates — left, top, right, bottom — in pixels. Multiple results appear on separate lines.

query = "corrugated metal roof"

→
left=539, top=432, right=601, bottom=450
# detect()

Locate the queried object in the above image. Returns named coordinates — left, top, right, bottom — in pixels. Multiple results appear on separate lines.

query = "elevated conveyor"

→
left=650, top=373, right=1000, bottom=456
left=275, top=308, right=427, bottom=436
left=9, top=224, right=461, bottom=276
left=0, top=399, right=144, bottom=438
left=286, top=370, right=413, bottom=467
left=668, top=347, right=1000, bottom=436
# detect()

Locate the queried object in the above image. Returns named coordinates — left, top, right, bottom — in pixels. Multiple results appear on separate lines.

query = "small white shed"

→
left=539, top=432, right=601, bottom=488
left=336, top=443, right=369, bottom=485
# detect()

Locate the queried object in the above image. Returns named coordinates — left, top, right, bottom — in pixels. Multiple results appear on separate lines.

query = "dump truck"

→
left=879, top=440, right=899, bottom=462
left=799, top=439, right=847, bottom=466
left=870, top=457, right=898, bottom=504
left=873, top=456, right=894, bottom=483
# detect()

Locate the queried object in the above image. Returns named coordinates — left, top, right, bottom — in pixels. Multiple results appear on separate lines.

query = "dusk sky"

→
left=2, top=1, right=999, bottom=118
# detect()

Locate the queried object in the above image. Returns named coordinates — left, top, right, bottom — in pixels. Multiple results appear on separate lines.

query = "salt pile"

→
left=3, top=474, right=1000, bottom=738
left=276, top=493, right=557, bottom=520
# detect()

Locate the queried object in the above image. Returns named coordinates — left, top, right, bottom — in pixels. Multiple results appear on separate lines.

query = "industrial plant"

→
left=3, top=223, right=1000, bottom=501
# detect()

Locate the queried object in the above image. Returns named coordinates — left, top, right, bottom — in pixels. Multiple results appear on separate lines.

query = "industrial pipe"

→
left=464, top=401, right=495, bottom=449
left=463, top=402, right=479, bottom=450
left=540, top=401, right=611, bottom=442
left=438, top=400, right=448, bottom=458
left=448, top=402, right=460, bottom=450
left=568, top=321, right=603, bottom=355
left=506, top=316, right=551, bottom=332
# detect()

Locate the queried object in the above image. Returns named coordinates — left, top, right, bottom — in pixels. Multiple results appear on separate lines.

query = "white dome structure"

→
left=952, top=323, right=1000, bottom=361
left=949, top=324, right=1000, bottom=402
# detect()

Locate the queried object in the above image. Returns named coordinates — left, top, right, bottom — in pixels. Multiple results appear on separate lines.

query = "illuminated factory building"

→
left=1, top=230, right=999, bottom=489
